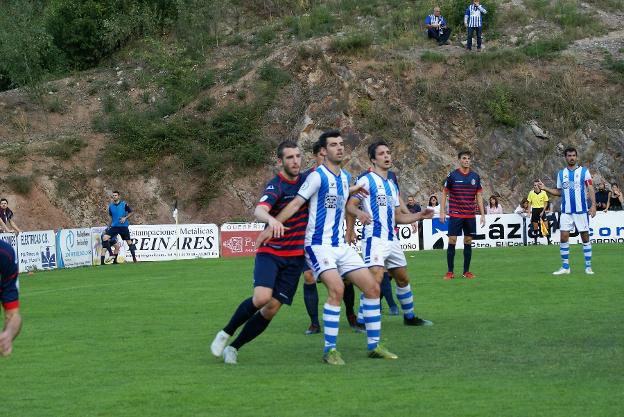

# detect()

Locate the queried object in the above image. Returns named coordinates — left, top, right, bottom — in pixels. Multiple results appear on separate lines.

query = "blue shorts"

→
left=253, top=253, right=305, bottom=306
left=448, top=217, right=476, bottom=237
left=106, top=226, right=131, bottom=241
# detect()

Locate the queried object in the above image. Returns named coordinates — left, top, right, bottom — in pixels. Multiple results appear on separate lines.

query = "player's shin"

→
left=362, top=297, right=381, bottom=350
left=322, top=303, right=341, bottom=352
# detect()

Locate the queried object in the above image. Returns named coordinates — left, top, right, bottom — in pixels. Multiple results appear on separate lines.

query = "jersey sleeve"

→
left=556, top=171, right=562, bottom=189
left=297, top=171, right=321, bottom=201
left=584, top=169, right=593, bottom=186
left=125, top=203, right=133, bottom=213
left=353, top=176, right=370, bottom=201
left=425, top=15, right=432, bottom=25
left=475, top=174, right=482, bottom=192
left=443, top=172, right=453, bottom=191
left=0, top=246, right=19, bottom=310
left=257, top=179, right=281, bottom=209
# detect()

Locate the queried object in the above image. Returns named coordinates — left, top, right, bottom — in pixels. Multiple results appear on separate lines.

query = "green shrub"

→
left=420, top=51, right=446, bottom=63
left=258, top=64, right=291, bottom=88
left=196, top=96, right=216, bottom=112
left=6, top=174, right=32, bottom=195
left=46, top=136, right=87, bottom=159
left=486, top=86, right=519, bottom=127
left=522, top=37, right=569, bottom=58
left=287, top=5, right=335, bottom=39
left=330, top=32, right=373, bottom=54
left=45, top=96, right=67, bottom=113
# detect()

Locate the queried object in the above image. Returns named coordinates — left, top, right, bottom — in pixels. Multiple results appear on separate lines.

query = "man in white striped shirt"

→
left=464, top=0, right=487, bottom=51
left=347, top=140, right=434, bottom=326
left=538, top=147, right=597, bottom=275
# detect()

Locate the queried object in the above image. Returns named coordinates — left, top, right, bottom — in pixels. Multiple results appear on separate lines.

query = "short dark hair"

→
left=563, top=146, right=577, bottom=157
left=458, top=150, right=472, bottom=159
left=312, top=141, right=322, bottom=155
left=317, top=130, right=341, bottom=149
left=112, top=190, right=120, bottom=195
left=276, top=140, right=299, bottom=159
left=367, top=140, right=389, bottom=162
left=0, top=198, right=7, bottom=204
left=612, top=182, right=619, bottom=188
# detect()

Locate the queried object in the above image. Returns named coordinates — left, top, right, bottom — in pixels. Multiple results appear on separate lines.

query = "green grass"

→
left=4, top=244, right=623, bottom=416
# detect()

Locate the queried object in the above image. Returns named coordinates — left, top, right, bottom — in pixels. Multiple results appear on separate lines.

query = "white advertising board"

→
left=0, top=233, right=19, bottom=263
left=349, top=219, right=419, bottom=252
left=18, top=230, right=57, bottom=272
left=56, top=228, right=93, bottom=268
left=128, top=224, right=220, bottom=261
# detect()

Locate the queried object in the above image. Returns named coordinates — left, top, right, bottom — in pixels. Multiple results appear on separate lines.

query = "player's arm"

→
left=440, top=189, right=448, bottom=223
left=254, top=205, right=286, bottom=239
left=345, top=210, right=357, bottom=244
left=120, top=205, right=134, bottom=223
left=395, top=207, right=434, bottom=224
left=256, top=196, right=307, bottom=244
left=8, top=218, right=20, bottom=234
left=346, top=196, right=372, bottom=225
left=0, top=307, right=21, bottom=357
left=536, top=180, right=561, bottom=196
left=0, top=217, right=8, bottom=232
left=476, top=190, right=485, bottom=226
left=587, top=182, right=597, bottom=217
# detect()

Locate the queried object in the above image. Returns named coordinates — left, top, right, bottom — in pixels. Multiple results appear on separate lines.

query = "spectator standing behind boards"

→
left=427, top=195, right=441, bottom=216
left=514, top=198, right=530, bottom=218
left=486, top=195, right=503, bottom=214
left=594, top=182, right=610, bottom=211
left=605, top=183, right=623, bottom=211
left=464, top=0, right=487, bottom=51
left=425, top=6, right=452, bottom=46
left=406, top=196, right=422, bottom=213
left=0, top=199, right=21, bottom=234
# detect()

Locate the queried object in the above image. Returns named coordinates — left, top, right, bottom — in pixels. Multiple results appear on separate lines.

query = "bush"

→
left=522, top=37, right=569, bottom=58
left=258, top=64, right=292, bottom=88
left=6, top=175, right=32, bottom=195
left=46, top=136, right=87, bottom=160
left=330, top=32, right=373, bottom=54
left=420, top=51, right=446, bottom=63
left=286, top=5, right=335, bottom=39
left=486, top=86, right=520, bottom=127
left=196, top=96, right=216, bottom=112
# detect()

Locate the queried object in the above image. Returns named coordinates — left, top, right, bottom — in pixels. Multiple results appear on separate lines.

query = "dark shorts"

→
left=105, top=226, right=131, bottom=241
left=448, top=217, right=476, bottom=237
left=253, top=253, right=305, bottom=306
left=531, top=208, right=544, bottom=223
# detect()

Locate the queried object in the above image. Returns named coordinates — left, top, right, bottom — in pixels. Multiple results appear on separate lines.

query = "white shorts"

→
left=304, top=244, right=366, bottom=280
left=559, top=213, right=590, bottom=232
left=361, top=237, right=407, bottom=269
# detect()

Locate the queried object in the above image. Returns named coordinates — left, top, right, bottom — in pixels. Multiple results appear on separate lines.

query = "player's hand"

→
left=120, top=216, right=127, bottom=223
left=345, top=228, right=358, bottom=244
left=0, top=331, right=13, bottom=357
left=439, top=211, right=446, bottom=223
left=411, top=222, right=418, bottom=233
left=357, top=210, right=372, bottom=225
left=419, top=208, right=435, bottom=220
left=268, top=218, right=286, bottom=239
left=480, top=215, right=486, bottom=227
left=589, top=206, right=597, bottom=218
left=255, top=228, right=273, bottom=248
left=349, top=184, right=369, bottom=197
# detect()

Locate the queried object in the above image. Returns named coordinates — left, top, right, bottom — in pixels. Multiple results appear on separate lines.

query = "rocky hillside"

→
left=0, top=0, right=623, bottom=230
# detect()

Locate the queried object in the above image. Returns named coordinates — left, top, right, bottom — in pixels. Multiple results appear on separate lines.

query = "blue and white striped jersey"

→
left=465, top=4, right=487, bottom=27
left=355, top=171, right=401, bottom=241
left=298, top=164, right=351, bottom=247
left=556, top=166, right=593, bottom=214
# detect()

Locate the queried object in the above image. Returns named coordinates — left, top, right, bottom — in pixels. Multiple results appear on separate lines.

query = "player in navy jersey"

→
left=211, top=141, right=309, bottom=364
left=0, top=240, right=21, bottom=356
left=537, top=147, right=597, bottom=275
left=103, top=191, right=137, bottom=262
left=440, top=150, right=485, bottom=280
left=258, top=131, right=398, bottom=364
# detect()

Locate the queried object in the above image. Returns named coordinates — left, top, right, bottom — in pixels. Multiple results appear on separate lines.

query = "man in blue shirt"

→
left=464, top=0, right=487, bottom=51
left=425, top=7, right=452, bottom=46
left=103, top=191, right=137, bottom=262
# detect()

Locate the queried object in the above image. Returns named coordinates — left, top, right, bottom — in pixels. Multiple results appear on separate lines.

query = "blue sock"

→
left=560, top=242, right=570, bottom=269
left=380, top=273, right=397, bottom=309
left=396, top=284, right=415, bottom=319
left=463, top=244, right=472, bottom=273
left=303, top=283, right=319, bottom=326
left=583, top=242, right=592, bottom=268
left=362, top=297, right=381, bottom=350
left=223, top=297, right=258, bottom=336
left=230, top=311, right=271, bottom=350
left=447, top=244, right=456, bottom=272
left=323, top=303, right=341, bottom=353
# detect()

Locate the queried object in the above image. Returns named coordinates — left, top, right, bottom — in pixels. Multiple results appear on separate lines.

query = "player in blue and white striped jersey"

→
left=348, top=141, right=434, bottom=326
left=258, top=130, right=398, bottom=364
left=538, top=147, right=597, bottom=275
left=464, top=0, right=487, bottom=51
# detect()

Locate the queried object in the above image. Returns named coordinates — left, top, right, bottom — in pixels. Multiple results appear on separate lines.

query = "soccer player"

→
left=0, top=240, right=21, bottom=356
left=537, top=147, right=597, bottom=275
left=347, top=140, right=434, bottom=326
left=210, top=141, right=308, bottom=364
left=100, top=227, right=121, bottom=265
left=527, top=180, right=550, bottom=245
left=103, top=191, right=137, bottom=263
left=259, top=130, right=398, bottom=365
left=440, top=150, right=485, bottom=280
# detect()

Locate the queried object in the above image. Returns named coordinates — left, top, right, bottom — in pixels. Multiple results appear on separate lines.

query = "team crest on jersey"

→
left=325, top=195, right=338, bottom=209
left=562, top=180, right=569, bottom=189
left=266, top=185, right=275, bottom=190
left=329, top=181, right=336, bottom=188
left=376, top=195, right=387, bottom=207
left=471, top=179, right=476, bottom=185
left=300, top=182, right=309, bottom=191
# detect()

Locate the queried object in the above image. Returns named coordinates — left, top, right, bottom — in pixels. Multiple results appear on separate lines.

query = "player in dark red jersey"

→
left=0, top=240, right=21, bottom=356
left=210, top=141, right=309, bottom=364
left=440, top=150, right=485, bottom=280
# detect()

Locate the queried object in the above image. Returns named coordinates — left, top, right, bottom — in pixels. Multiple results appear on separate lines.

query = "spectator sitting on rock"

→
left=605, top=183, right=623, bottom=212
left=486, top=195, right=503, bottom=214
left=406, top=195, right=422, bottom=213
left=514, top=198, right=530, bottom=218
left=425, top=6, right=452, bottom=46
left=595, top=181, right=609, bottom=211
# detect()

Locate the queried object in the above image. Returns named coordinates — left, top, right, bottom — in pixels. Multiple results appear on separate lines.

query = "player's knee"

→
left=326, top=285, right=344, bottom=304
left=261, top=301, right=281, bottom=319
left=252, top=293, right=272, bottom=308
left=102, top=240, right=111, bottom=249
left=303, top=271, right=315, bottom=284
left=448, top=236, right=457, bottom=245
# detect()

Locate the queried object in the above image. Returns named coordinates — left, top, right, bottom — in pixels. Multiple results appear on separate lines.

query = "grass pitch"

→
left=3, top=245, right=623, bottom=417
